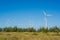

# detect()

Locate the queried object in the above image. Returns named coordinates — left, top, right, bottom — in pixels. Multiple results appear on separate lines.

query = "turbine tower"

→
left=43, top=10, right=51, bottom=28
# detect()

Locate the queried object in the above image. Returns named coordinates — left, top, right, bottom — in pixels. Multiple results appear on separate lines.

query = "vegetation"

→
left=37, top=27, right=48, bottom=33
left=0, top=26, right=60, bottom=40
left=0, top=26, right=60, bottom=33
left=0, top=32, right=60, bottom=40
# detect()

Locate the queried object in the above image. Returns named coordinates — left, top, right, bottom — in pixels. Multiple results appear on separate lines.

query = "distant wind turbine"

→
left=6, top=19, right=10, bottom=27
left=43, top=10, right=52, bottom=28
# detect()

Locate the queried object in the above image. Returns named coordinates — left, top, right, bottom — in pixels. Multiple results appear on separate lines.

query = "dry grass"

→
left=0, top=32, right=60, bottom=40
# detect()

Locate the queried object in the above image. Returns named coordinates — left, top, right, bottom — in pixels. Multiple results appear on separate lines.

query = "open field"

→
left=0, top=32, right=60, bottom=40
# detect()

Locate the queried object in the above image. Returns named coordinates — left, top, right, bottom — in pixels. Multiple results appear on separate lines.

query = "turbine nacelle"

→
left=43, top=10, right=52, bottom=17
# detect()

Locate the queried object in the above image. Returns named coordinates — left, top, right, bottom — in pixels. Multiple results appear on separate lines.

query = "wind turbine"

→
left=43, top=10, right=52, bottom=28
left=6, top=19, right=10, bottom=27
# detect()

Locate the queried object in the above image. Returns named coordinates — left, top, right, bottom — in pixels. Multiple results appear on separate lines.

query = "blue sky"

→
left=0, top=0, right=60, bottom=29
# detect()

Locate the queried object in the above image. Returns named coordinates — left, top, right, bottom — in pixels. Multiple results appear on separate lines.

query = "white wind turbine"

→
left=6, top=19, right=10, bottom=27
left=43, top=10, right=52, bottom=28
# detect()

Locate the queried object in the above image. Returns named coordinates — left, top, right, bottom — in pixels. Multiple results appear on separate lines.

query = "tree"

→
left=37, top=27, right=48, bottom=33
left=49, top=26, right=60, bottom=35
left=25, top=27, right=36, bottom=32
left=0, top=28, right=2, bottom=32
left=12, top=26, right=18, bottom=32
left=3, top=27, right=13, bottom=32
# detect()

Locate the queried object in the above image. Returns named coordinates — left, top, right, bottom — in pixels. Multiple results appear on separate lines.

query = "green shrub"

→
left=37, top=27, right=48, bottom=33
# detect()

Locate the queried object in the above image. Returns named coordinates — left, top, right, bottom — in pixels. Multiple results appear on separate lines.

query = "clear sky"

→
left=0, top=0, right=60, bottom=29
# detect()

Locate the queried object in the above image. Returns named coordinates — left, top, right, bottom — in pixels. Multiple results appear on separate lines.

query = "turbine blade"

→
left=43, top=10, right=46, bottom=16
left=47, top=14, right=52, bottom=16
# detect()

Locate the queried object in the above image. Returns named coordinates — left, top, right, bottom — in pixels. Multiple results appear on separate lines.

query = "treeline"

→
left=0, top=26, right=60, bottom=32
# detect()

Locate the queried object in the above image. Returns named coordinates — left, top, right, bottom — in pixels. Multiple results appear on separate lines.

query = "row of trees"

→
left=0, top=26, right=60, bottom=32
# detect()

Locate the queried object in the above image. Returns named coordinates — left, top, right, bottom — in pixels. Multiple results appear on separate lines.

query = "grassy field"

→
left=0, top=32, right=60, bottom=40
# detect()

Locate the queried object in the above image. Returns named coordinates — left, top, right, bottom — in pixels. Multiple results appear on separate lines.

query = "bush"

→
left=49, top=26, right=60, bottom=32
left=0, top=26, right=60, bottom=32
left=37, top=27, right=48, bottom=33
left=3, top=27, right=13, bottom=32
left=24, top=27, right=36, bottom=32
left=0, top=28, right=2, bottom=32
